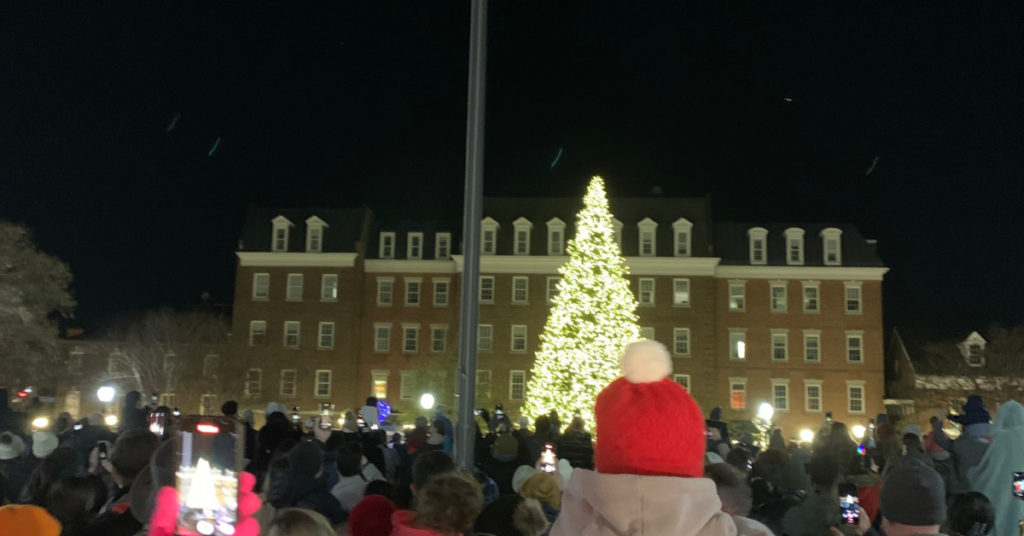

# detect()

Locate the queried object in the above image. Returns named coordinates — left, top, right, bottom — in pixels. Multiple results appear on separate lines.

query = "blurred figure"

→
left=519, top=472, right=560, bottom=526
left=931, top=394, right=992, bottom=494
left=117, top=391, right=148, bottom=433
left=0, top=503, right=62, bottom=536
left=705, top=463, right=772, bottom=536
left=556, top=417, right=593, bottom=470
left=966, top=400, right=1024, bottom=536
left=266, top=507, right=335, bottom=536
left=781, top=454, right=844, bottom=535
left=347, top=494, right=396, bottom=536
left=473, top=495, right=549, bottom=536
left=391, top=472, right=483, bottom=536
left=944, top=491, right=994, bottom=536
left=0, top=432, right=28, bottom=504
left=879, top=458, right=946, bottom=536
left=46, top=476, right=101, bottom=535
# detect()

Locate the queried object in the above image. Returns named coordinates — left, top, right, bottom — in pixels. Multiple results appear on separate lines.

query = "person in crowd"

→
left=519, top=471, right=560, bottom=526
left=705, top=463, right=773, bottom=536
left=240, top=408, right=258, bottom=465
left=873, top=422, right=901, bottom=476
left=726, top=446, right=754, bottom=475
left=0, top=431, right=28, bottom=503
left=276, top=440, right=346, bottom=525
left=782, top=454, right=867, bottom=536
left=347, top=494, right=397, bottom=536
left=0, top=503, right=62, bottom=536
left=257, top=402, right=300, bottom=477
left=45, top=475, right=101, bottom=536
left=556, top=416, right=593, bottom=470
left=550, top=340, right=736, bottom=536
left=434, top=406, right=454, bottom=454
left=364, top=479, right=394, bottom=500
left=409, top=450, right=455, bottom=499
left=425, top=421, right=445, bottom=451
left=966, top=399, right=1024, bottom=536
left=922, top=431, right=956, bottom=495
left=375, top=430, right=400, bottom=486
left=390, top=471, right=483, bottom=536
left=0, top=389, right=27, bottom=436
left=117, top=391, right=148, bottom=433
left=931, top=394, right=992, bottom=493
left=482, top=422, right=523, bottom=495
left=53, top=413, right=74, bottom=444
left=843, top=449, right=882, bottom=525
left=944, top=491, right=993, bottom=536
left=360, top=398, right=379, bottom=430
left=524, top=415, right=552, bottom=467
left=473, top=495, right=550, bottom=536
left=360, top=431, right=387, bottom=484
left=21, top=446, right=78, bottom=506
left=266, top=507, right=336, bottom=536
left=878, top=458, right=947, bottom=536
left=83, top=428, right=158, bottom=536
left=897, top=427, right=934, bottom=470
left=405, top=417, right=429, bottom=456
left=331, top=443, right=385, bottom=512
left=749, top=448, right=789, bottom=530
left=828, top=422, right=859, bottom=477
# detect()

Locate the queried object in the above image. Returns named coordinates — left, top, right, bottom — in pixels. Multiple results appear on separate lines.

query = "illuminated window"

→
left=673, top=278, right=690, bottom=307
left=729, top=281, right=746, bottom=311
left=321, top=274, right=338, bottom=301
left=372, top=371, right=388, bottom=400
left=729, top=329, right=746, bottom=360
left=730, top=378, right=747, bottom=410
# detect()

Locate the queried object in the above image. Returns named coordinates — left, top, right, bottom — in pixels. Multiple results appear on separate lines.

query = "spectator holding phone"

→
left=877, top=458, right=946, bottom=536
left=931, top=394, right=992, bottom=494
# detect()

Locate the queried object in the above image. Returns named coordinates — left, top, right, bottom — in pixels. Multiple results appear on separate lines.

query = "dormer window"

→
left=407, top=232, right=423, bottom=260
left=481, top=217, right=499, bottom=255
left=305, top=216, right=327, bottom=253
left=637, top=218, right=657, bottom=257
left=513, top=217, right=532, bottom=256
left=546, top=218, right=566, bottom=255
left=271, top=216, right=294, bottom=252
left=747, top=227, right=768, bottom=265
left=820, top=227, right=843, bottom=266
left=959, top=331, right=987, bottom=367
left=968, top=344, right=983, bottom=366
left=613, top=219, right=623, bottom=249
left=672, top=218, right=693, bottom=257
left=435, top=232, right=451, bottom=259
left=784, top=227, right=805, bottom=265
left=379, top=232, right=396, bottom=259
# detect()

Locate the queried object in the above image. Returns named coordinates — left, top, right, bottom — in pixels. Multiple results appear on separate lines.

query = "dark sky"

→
left=2, top=2, right=1023, bottom=333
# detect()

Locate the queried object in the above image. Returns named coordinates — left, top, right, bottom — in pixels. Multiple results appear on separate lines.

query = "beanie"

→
left=512, top=465, right=537, bottom=494
left=881, top=458, right=946, bottom=525
left=594, top=340, right=706, bottom=478
left=0, top=432, right=25, bottom=460
left=266, top=402, right=287, bottom=417
left=519, top=472, right=562, bottom=510
left=287, top=440, right=324, bottom=477
left=31, top=431, right=59, bottom=459
left=0, top=505, right=62, bottom=536
left=347, top=495, right=396, bottom=536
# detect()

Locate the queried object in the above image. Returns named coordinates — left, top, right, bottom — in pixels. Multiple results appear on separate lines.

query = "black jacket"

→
left=557, top=431, right=594, bottom=470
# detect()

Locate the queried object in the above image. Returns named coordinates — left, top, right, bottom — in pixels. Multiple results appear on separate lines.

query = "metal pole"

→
left=454, top=0, right=488, bottom=471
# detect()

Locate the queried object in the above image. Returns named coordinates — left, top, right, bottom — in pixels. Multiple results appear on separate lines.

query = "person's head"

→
left=533, top=415, right=551, bottom=438
left=32, top=431, right=59, bottom=459
left=337, top=443, right=364, bottom=477
left=46, top=476, right=100, bottom=527
left=947, top=491, right=994, bottom=536
left=415, top=416, right=429, bottom=429
left=0, top=431, right=26, bottom=460
left=348, top=495, right=396, bottom=536
left=829, top=422, right=851, bottom=444
left=124, top=390, right=142, bottom=409
left=241, top=409, right=254, bottom=427
left=287, top=440, right=324, bottom=479
left=267, top=507, right=335, bottom=536
left=364, top=479, right=393, bottom=499
left=881, top=458, right=946, bottom=535
left=54, top=413, right=73, bottom=435
left=705, top=463, right=753, bottom=517
left=902, top=432, right=923, bottom=453
left=518, top=416, right=530, bottom=432
left=567, top=416, right=585, bottom=433
left=365, top=397, right=378, bottom=407
left=411, top=450, right=455, bottom=493
left=23, top=447, right=77, bottom=507
left=413, top=472, right=483, bottom=535
left=221, top=400, right=238, bottom=416
left=807, top=453, right=840, bottom=495
left=726, top=446, right=753, bottom=474
left=109, top=429, right=160, bottom=485
left=0, top=504, right=62, bottom=536
left=519, top=472, right=561, bottom=510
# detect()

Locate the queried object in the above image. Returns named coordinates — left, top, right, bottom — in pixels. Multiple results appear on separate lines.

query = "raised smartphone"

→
left=175, top=416, right=243, bottom=536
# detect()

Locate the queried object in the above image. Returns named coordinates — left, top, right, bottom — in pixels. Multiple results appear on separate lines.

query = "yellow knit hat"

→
left=519, top=472, right=562, bottom=510
left=0, top=505, right=62, bottom=536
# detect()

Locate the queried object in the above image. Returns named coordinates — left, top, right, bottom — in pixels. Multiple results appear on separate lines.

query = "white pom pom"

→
left=621, top=340, right=672, bottom=383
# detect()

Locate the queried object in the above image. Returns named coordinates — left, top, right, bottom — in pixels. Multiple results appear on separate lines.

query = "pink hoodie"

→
left=550, top=469, right=737, bottom=536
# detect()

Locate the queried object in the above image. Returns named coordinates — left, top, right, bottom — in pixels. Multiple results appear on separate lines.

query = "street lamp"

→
left=420, top=393, right=435, bottom=411
left=852, top=424, right=867, bottom=441
left=104, top=415, right=118, bottom=427
left=97, top=386, right=116, bottom=403
left=757, top=402, right=774, bottom=421
left=799, top=429, right=814, bottom=443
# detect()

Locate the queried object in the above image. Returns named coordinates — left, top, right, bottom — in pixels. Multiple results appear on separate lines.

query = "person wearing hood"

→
left=781, top=453, right=869, bottom=536
left=118, top=391, right=149, bottom=433
left=549, top=341, right=736, bottom=536
left=966, top=400, right=1024, bottom=536
left=931, top=394, right=991, bottom=493
left=273, top=440, right=345, bottom=525
left=256, top=402, right=300, bottom=478
left=433, top=406, right=454, bottom=454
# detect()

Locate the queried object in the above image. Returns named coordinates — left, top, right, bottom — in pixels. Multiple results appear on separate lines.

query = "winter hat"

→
left=518, top=416, right=530, bottom=430
left=594, top=340, right=706, bottom=478
left=519, top=472, right=562, bottom=510
left=951, top=395, right=991, bottom=426
left=287, top=440, right=324, bottom=477
left=241, top=409, right=254, bottom=426
left=881, top=458, right=947, bottom=525
left=265, top=402, right=287, bottom=417
left=512, top=465, right=537, bottom=494
left=0, top=504, right=62, bottom=536
left=32, top=431, right=59, bottom=458
left=0, top=432, right=25, bottom=460
left=901, top=425, right=923, bottom=440
left=347, top=495, right=396, bottom=536
left=709, top=407, right=723, bottom=421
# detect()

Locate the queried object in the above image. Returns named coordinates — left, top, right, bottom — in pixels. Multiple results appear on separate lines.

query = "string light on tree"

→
left=522, top=176, right=641, bottom=429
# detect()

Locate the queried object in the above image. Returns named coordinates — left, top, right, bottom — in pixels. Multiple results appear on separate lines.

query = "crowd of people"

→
left=0, top=340, right=1022, bottom=535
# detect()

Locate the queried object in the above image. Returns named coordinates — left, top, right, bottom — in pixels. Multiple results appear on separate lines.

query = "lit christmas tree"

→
left=522, top=176, right=640, bottom=429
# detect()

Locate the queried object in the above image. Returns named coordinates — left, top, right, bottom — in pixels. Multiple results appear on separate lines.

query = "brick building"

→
left=228, top=197, right=887, bottom=434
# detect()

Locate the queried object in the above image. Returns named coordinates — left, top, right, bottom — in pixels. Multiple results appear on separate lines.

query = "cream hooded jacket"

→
left=550, top=469, right=737, bottom=536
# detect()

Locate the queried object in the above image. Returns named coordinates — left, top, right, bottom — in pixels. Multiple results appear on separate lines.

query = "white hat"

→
left=901, top=424, right=923, bottom=439
left=512, top=465, right=537, bottom=493
left=0, top=432, right=26, bottom=460
left=266, top=402, right=287, bottom=416
left=31, top=432, right=58, bottom=459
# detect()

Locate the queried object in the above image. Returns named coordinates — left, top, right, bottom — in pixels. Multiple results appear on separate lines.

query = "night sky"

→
left=2, top=2, right=1023, bottom=333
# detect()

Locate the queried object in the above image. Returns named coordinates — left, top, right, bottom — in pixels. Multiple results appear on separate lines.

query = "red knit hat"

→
left=348, top=495, right=396, bottom=536
left=595, top=340, right=706, bottom=478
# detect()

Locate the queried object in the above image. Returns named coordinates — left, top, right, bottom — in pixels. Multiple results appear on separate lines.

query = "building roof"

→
left=237, top=205, right=372, bottom=253
left=894, top=326, right=986, bottom=376
left=714, top=222, right=884, bottom=267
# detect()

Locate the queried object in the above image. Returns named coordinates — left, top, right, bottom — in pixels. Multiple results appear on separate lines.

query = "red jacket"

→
left=389, top=510, right=461, bottom=536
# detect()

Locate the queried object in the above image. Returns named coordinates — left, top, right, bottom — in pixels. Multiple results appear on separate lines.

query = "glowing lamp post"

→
left=799, top=429, right=815, bottom=444
left=852, top=424, right=867, bottom=441
left=754, top=402, right=774, bottom=447
left=420, top=393, right=435, bottom=411
left=97, top=386, right=116, bottom=403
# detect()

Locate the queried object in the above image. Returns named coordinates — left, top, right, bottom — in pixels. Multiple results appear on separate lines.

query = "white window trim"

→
left=613, top=218, right=623, bottom=248
left=374, top=323, right=391, bottom=353
left=249, top=320, right=267, bottom=346
left=252, top=273, right=270, bottom=301
left=847, top=380, right=866, bottom=415
left=318, top=321, right=335, bottom=349
left=320, top=274, right=338, bottom=302
left=546, top=276, right=560, bottom=304
left=673, top=327, right=691, bottom=357
left=804, top=379, right=823, bottom=413
left=271, top=215, right=294, bottom=253
left=481, top=217, right=499, bottom=255
left=672, top=217, right=693, bottom=257
left=377, top=277, right=395, bottom=306
left=802, top=281, right=820, bottom=313
left=747, top=227, right=768, bottom=265
left=286, top=273, right=304, bottom=301
left=314, top=369, right=332, bottom=398
left=546, top=217, right=566, bottom=256
left=509, top=370, right=526, bottom=401
left=771, top=378, right=791, bottom=412
left=478, top=324, right=494, bottom=352
left=728, top=280, right=746, bottom=312
left=511, top=276, right=529, bottom=304
left=305, top=216, right=328, bottom=253
left=846, top=330, right=865, bottom=364
left=283, top=321, right=300, bottom=349
left=672, top=278, right=691, bottom=307
left=729, top=377, right=747, bottom=410
left=405, top=277, right=422, bottom=307
left=513, top=217, right=533, bottom=256
left=430, top=324, right=448, bottom=353
left=844, top=281, right=863, bottom=315
left=476, top=369, right=492, bottom=400
left=638, top=277, right=656, bottom=306
left=435, top=232, right=452, bottom=259
left=784, top=227, right=805, bottom=266
left=279, top=369, right=297, bottom=397
left=245, top=368, right=262, bottom=396
left=770, top=329, right=789, bottom=362
left=637, top=217, right=658, bottom=257
left=379, top=232, right=396, bottom=259
left=402, top=323, right=420, bottom=354
left=479, top=275, right=495, bottom=304
left=820, top=227, right=843, bottom=266
left=770, top=281, right=788, bottom=313
left=729, top=328, right=747, bottom=360
left=432, top=278, right=450, bottom=307
left=400, top=371, right=416, bottom=400
left=407, top=232, right=424, bottom=260
left=511, top=324, right=528, bottom=353
left=803, top=329, right=822, bottom=363
left=673, top=374, right=691, bottom=390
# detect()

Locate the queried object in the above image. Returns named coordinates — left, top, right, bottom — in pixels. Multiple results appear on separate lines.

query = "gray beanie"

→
left=881, top=458, right=947, bottom=525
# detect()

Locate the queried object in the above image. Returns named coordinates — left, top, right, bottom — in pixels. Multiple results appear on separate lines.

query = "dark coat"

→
left=256, top=412, right=299, bottom=473
left=556, top=431, right=594, bottom=470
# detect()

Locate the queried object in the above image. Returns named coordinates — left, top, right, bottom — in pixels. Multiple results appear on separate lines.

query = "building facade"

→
left=227, top=197, right=887, bottom=434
